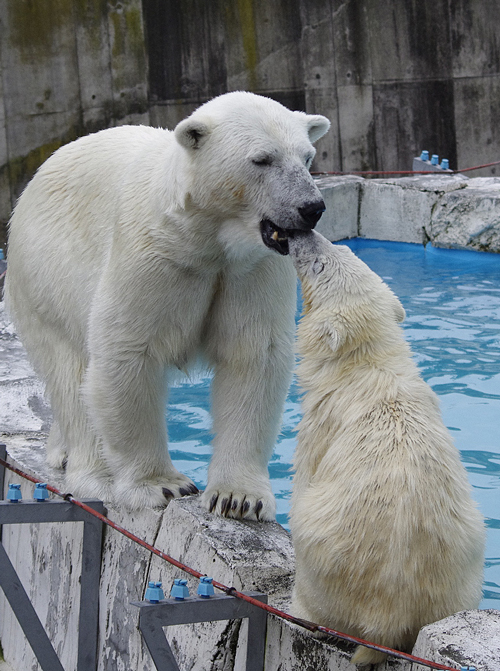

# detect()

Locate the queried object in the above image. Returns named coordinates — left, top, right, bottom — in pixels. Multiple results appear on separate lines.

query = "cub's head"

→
left=174, top=91, right=330, bottom=256
left=289, top=231, right=406, bottom=355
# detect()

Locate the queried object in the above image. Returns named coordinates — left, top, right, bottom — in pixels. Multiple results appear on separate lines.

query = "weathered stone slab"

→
left=314, top=175, right=363, bottom=241
left=0, top=70, right=11, bottom=225
left=427, top=178, right=500, bottom=252
left=148, top=497, right=295, bottom=671
left=359, top=179, right=437, bottom=244
left=379, top=174, right=468, bottom=193
left=106, top=0, right=149, bottom=124
left=337, top=84, right=375, bottom=173
left=0, top=304, right=49, bottom=435
left=97, top=505, right=164, bottom=671
left=453, top=76, right=500, bottom=178
left=299, top=2, right=339, bottom=173
left=74, top=0, right=115, bottom=134
left=413, top=609, right=500, bottom=671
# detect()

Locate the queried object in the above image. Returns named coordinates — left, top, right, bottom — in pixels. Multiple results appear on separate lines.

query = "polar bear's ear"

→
left=174, top=118, right=211, bottom=150
left=393, top=297, right=406, bottom=323
left=316, top=320, right=342, bottom=352
left=305, top=115, right=331, bottom=143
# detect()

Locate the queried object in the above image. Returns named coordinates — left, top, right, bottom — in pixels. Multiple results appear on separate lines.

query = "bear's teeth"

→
left=271, top=230, right=287, bottom=242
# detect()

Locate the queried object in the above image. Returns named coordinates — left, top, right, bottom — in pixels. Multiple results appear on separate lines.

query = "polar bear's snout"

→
left=260, top=198, right=326, bottom=256
left=298, top=200, right=326, bottom=228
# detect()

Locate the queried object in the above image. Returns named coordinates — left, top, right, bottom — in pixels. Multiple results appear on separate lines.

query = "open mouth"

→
left=260, top=220, right=291, bottom=255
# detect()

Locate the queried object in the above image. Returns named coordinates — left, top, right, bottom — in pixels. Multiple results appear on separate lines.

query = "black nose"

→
left=298, top=200, right=326, bottom=229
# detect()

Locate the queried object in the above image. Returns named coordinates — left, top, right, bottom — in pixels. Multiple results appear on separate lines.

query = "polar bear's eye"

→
left=305, top=155, right=314, bottom=169
left=252, top=154, right=274, bottom=167
left=312, top=259, right=325, bottom=274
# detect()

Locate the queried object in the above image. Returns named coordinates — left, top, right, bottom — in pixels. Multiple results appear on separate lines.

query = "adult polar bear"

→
left=5, top=92, right=330, bottom=518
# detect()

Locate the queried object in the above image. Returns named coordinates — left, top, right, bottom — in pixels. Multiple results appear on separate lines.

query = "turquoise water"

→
left=168, top=239, right=500, bottom=609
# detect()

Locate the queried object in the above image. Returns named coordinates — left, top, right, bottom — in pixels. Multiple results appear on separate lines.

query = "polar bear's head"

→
left=288, top=230, right=406, bottom=355
left=174, top=92, right=330, bottom=256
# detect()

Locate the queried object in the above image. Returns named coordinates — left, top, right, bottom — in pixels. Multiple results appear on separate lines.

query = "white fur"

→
left=4, top=92, right=329, bottom=518
left=288, top=231, right=485, bottom=664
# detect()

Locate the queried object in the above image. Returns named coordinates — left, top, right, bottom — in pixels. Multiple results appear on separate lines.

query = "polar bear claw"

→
left=203, top=488, right=275, bottom=522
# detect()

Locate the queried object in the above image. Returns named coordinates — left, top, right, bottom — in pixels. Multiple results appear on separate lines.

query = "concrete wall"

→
left=0, top=0, right=150, bottom=248
left=1, top=0, right=500, bottom=250
left=145, top=0, right=500, bottom=178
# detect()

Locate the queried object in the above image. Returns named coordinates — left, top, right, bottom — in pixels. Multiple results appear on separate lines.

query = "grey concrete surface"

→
left=413, top=609, right=500, bottom=671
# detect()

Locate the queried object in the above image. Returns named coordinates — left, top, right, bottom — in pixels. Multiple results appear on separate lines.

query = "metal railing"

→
left=0, top=444, right=103, bottom=670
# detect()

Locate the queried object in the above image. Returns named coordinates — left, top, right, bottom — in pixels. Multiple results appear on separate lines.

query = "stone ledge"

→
left=426, top=179, right=500, bottom=251
left=413, top=609, right=500, bottom=671
left=1, top=440, right=496, bottom=671
left=314, top=175, right=364, bottom=242
left=315, top=174, right=500, bottom=252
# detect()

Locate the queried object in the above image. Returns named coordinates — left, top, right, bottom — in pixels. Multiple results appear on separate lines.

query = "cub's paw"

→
left=201, top=487, right=276, bottom=522
left=351, top=645, right=387, bottom=666
left=114, top=474, right=199, bottom=511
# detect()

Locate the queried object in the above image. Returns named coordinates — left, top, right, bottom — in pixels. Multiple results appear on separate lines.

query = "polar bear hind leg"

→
left=40, top=326, right=114, bottom=500
left=351, top=646, right=387, bottom=666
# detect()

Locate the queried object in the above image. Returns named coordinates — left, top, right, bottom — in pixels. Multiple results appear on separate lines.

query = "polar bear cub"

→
left=5, top=92, right=330, bottom=517
left=288, top=231, right=485, bottom=665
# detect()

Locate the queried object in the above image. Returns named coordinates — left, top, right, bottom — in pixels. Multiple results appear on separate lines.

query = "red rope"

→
left=312, top=158, right=500, bottom=176
left=0, top=455, right=464, bottom=671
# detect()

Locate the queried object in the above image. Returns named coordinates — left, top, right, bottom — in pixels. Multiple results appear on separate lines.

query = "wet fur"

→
left=288, top=231, right=485, bottom=665
left=4, top=92, right=329, bottom=517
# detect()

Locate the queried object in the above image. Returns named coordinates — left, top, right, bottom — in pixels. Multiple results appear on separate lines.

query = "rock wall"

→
left=316, top=174, right=500, bottom=252
left=0, top=0, right=150, bottom=248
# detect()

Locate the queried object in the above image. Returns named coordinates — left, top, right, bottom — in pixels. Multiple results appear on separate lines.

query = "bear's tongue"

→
left=260, top=220, right=289, bottom=255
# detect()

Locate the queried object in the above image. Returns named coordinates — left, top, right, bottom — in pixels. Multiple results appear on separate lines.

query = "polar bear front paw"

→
left=201, top=487, right=276, bottom=522
left=65, top=467, right=114, bottom=502
left=114, top=475, right=199, bottom=511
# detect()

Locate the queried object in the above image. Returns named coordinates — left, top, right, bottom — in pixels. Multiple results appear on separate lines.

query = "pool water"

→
left=168, top=239, right=500, bottom=610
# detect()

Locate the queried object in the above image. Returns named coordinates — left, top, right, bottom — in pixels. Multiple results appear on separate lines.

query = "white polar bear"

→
left=4, top=92, right=330, bottom=518
left=287, top=231, right=485, bottom=664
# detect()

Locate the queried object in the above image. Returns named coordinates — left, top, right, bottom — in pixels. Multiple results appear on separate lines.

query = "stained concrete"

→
left=413, top=610, right=500, bottom=671
left=1, top=0, right=500, bottom=253
left=316, top=174, right=500, bottom=253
